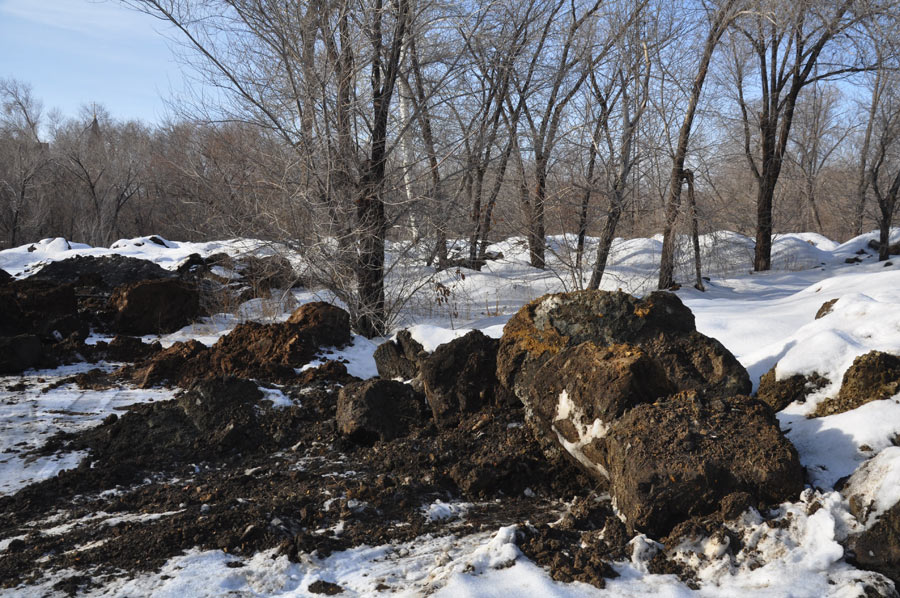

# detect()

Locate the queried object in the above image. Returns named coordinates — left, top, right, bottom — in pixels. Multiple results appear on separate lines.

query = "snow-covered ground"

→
left=2, top=228, right=900, bottom=597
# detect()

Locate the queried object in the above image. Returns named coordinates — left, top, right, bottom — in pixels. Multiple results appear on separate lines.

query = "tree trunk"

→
left=529, top=157, right=547, bottom=269
left=685, top=171, right=704, bottom=291
left=355, top=167, right=386, bottom=338
left=658, top=0, right=737, bottom=289
left=587, top=201, right=622, bottom=290
left=576, top=126, right=600, bottom=277
left=879, top=215, right=890, bottom=261
left=754, top=171, right=776, bottom=271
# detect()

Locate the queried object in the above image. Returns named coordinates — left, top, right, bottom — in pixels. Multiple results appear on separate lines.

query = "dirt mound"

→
left=0, top=268, right=11, bottom=284
left=96, top=335, right=162, bottom=363
left=373, top=330, right=427, bottom=380
left=109, top=279, right=201, bottom=335
left=337, top=379, right=428, bottom=444
left=0, top=279, right=82, bottom=339
left=207, top=321, right=334, bottom=381
left=604, top=392, right=803, bottom=537
left=286, top=301, right=352, bottom=348
left=421, top=330, right=499, bottom=427
left=126, top=305, right=352, bottom=387
left=495, top=290, right=799, bottom=539
left=0, top=334, right=43, bottom=374
left=814, top=351, right=900, bottom=417
left=29, top=254, right=176, bottom=288
left=0, top=379, right=592, bottom=591
left=756, top=369, right=829, bottom=412
left=843, top=451, right=900, bottom=584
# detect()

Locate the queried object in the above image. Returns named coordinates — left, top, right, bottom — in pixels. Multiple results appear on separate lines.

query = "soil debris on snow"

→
left=3, top=231, right=900, bottom=596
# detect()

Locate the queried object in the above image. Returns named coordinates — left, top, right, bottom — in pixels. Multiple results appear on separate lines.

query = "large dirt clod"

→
left=0, top=280, right=79, bottom=338
left=177, top=377, right=265, bottom=450
left=420, top=330, right=499, bottom=427
left=496, top=290, right=798, bottom=538
left=373, top=330, right=426, bottom=381
left=814, top=351, right=900, bottom=417
left=603, top=392, right=804, bottom=537
left=336, top=379, right=427, bottom=445
left=286, top=301, right=352, bottom=348
left=109, top=279, right=201, bottom=335
left=756, top=368, right=829, bottom=412
left=29, top=254, right=176, bottom=288
left=842, top=447, right=900, bottom=584
left=126, top=304, right=353, bottom=387
left=0, top=334, right=43, bottom=374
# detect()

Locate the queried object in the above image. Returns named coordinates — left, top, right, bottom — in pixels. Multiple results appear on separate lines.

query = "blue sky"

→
left=0, top=0, right=184, bottom=124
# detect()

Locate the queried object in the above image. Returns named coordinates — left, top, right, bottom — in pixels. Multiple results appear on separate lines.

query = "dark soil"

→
left=0, top=369, right=600, bottom=592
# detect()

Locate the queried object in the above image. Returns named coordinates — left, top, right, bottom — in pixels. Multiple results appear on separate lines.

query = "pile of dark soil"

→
left=0, top=368, right=596, bottom=593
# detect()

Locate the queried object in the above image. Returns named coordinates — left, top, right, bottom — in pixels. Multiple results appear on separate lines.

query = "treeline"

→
left=3, top=0, right=900, bottom=334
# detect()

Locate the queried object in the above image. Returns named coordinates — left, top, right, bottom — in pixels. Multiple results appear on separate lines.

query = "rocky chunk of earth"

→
left=286, top=301, right=352, bottom=348
left=842, top=447, right=900, bottom=584
left=373, top=329, right=427, bottom=381
left=497, top=290, right=750, bottom=399
left=420, top=330, right=499, bottom=427
left=756, top=368, right=829, bottom=412
left=524, top=342, right=675, bottom=464
left=337, top=379, right=428, bottom=444
left=179, top=253, right=299, bottom=309
left=495, top=290, right=802, bottom=538
left=125, top=303, right=353, bottom=387
left=109, top=279, right=201, bottom=335
left=495, top=290, right=752, bottom=472
left=235, top=254, right=298, bottom=292
left=0, top=334, right=43, bottom=374
left=93, top=335, right=162, bottom=363
left=603, top=392, right=803, bottom=537
left=0, top=268, right=11, bottom=284
left=814, top=351, right=900, bottom=417
left=176, top=377, right=268, bottom=451
left=816, top=298, right=839, bottom=319
left=0, top=279, right=84, bottom=340
left=296, top=360, right=359, bottom=387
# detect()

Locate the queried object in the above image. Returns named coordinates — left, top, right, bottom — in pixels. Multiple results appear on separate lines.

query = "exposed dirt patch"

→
left=0, top=373, right=598, bottom=591
left=814, top=351, right=900, bottom=417
left=757, top=368, right=829, bottom=412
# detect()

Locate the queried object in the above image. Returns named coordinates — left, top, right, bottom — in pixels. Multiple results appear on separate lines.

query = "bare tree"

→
left=658, top=0, right=743, bottom=289
left=865, top=66, right=900, bottom=260
left=787, top=82, right=850, bottom=233
left=586, top=13, right=654, bottom=289
left=0, top=79, right=49, bottom=249
left=729, top=0, right=873, bottom=271
left=516, top=0, right=607, bottom=269
left=52, top=108, right=148, bottom=247
left=125, top=0, right=412, bottom=337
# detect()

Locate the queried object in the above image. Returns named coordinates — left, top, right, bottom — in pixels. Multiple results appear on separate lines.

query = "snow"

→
left=0, top=363, right=172, bottom=496
left=422, top=500, right=473, bottom=522
left=3, top=229, right=900, bottom=596
left=843, top=446, right=900, bottom=529
left=780, top=397, right=900, bottom=489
